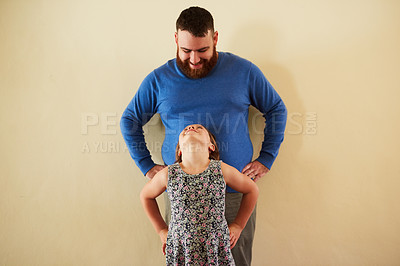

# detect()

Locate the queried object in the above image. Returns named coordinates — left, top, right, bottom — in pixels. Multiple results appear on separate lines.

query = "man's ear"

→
left=175, top=32, right=178, bottom=45
left=213, top=30, right=219, bottom=46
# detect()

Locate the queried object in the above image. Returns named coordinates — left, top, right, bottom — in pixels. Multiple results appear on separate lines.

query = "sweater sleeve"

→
left=120, top=72, right=159, bottom=175
left=248, top=63, right=287, bottom=169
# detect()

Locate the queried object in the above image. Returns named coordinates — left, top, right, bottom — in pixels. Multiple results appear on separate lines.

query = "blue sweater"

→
left=121, top=52, right=287, bottom=192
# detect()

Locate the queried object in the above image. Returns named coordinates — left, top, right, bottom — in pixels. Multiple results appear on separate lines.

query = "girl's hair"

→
left=175, top=126, right=220, bottom=163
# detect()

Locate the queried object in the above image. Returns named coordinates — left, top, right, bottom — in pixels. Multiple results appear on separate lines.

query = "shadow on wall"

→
left=230, top=24, right=339, bottom=261
left=143, top=113, right=165, bottom=165
left=228, top=23, right=305, bottom=166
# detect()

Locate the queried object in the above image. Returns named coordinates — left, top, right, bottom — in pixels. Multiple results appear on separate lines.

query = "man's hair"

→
left=176, top=6, right=214, bottom=37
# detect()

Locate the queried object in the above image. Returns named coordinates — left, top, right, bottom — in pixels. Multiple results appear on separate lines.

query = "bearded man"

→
left=121, top=6, right=287, bottom=265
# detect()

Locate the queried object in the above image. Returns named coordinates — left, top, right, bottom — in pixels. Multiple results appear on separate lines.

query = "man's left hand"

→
left=242, top=160, right=269, bottom=182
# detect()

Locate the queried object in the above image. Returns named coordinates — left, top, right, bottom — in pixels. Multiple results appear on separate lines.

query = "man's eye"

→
left=183, top=50, right=191, bottom=53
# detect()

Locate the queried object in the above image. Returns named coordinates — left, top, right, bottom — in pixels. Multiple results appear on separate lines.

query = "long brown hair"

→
left=175, top=126, right=219, bottom=163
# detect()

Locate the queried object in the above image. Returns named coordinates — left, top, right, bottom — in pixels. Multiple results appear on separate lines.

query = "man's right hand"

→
left=145, top=164, right=167, bottom=179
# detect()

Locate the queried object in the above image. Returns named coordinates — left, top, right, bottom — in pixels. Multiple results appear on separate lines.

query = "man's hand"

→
left=228, top=222, right=243, bottom=249
left=242, top=160, right=269, bottom=182
left=146, top=165, right=167, bottom=179
left=158, top=228, right=168, bottom=255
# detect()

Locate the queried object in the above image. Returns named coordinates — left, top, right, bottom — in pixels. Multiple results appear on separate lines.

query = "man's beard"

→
left=176, top=46, right=218, bottom=79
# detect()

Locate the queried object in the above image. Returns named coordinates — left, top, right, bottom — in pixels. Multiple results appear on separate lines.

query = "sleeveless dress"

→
left=166, top=160, right=235, bottom=266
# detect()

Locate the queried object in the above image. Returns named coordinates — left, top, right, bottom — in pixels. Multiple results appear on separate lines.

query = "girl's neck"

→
left=180, top=152, right=210, bottom=175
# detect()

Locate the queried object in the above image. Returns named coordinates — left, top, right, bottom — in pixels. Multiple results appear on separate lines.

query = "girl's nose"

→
left=187, top=125, right=195, bottom=129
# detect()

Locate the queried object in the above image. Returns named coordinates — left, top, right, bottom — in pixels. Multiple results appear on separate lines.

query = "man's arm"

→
left=120, top=72, right=162, bottom=177
left=243, top=63, right=287, bottom=179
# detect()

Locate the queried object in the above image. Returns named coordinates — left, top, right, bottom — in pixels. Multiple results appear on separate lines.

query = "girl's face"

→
left=178, top=124, right=214, bottom=151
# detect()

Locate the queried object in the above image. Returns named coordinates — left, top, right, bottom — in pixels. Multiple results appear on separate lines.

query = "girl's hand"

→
left=228, top=222, right=243, bottom=249
left=158, top=228, right=168, bottom=255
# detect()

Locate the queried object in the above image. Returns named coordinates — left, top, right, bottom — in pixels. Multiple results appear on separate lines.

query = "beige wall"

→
left=1, top=0, right=400, bottom=265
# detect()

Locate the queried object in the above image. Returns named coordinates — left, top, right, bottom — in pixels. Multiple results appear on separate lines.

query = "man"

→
left=121, top=6, right=287, bottom=265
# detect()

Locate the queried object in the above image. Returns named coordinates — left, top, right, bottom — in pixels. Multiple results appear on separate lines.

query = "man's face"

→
left=175, top=29, right=219, bottom=79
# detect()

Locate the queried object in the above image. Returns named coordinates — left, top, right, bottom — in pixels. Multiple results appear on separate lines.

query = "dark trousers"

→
left=164, top=192, right=256, bottom=266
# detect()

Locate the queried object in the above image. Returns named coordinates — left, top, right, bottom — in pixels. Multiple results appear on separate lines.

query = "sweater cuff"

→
left=138, top=157, right=157, bottom=176
left=256, top=151, right=276, bottom=170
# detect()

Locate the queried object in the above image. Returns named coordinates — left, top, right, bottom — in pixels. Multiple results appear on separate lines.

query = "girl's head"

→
left=175, top=124, right=219, bottom=163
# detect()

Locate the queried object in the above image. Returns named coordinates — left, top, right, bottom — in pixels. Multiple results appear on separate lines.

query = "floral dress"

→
left=166, top=160, right=235, bottom=266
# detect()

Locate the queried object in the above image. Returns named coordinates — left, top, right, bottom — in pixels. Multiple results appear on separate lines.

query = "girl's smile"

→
left=185, top=128, right=197, bottom=134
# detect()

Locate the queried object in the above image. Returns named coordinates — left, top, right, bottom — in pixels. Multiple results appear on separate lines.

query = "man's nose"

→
left=190, top=52, right=200, bottom=65
left=188, top=125, right=195, bottom=129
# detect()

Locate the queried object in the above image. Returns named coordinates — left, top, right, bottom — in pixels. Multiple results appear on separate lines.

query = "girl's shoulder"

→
left=216, top=160, right=227, bottom=169
left=167, top=162, right=181, bottom=175
left=218, top=161, right=239, bottom=175
left=209, top=159, right=223, bottom=169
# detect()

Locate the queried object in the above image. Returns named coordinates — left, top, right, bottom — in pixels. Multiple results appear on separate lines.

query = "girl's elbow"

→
left=243, top=183, right=259, bottom=197
left=139, top=189, right=147, bottom=203
left=251, top=183, right=259, bottom=198
left=254, top=185, right=259, bottom=198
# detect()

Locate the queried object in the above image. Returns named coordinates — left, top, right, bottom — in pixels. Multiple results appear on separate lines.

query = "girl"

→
left=140, top=124, right=259, bottom=265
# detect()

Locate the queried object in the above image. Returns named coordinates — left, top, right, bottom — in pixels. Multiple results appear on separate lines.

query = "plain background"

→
left=1, top=0, right=400, bottom=265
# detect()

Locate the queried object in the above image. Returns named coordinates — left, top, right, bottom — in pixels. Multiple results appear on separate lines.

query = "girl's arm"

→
left=139, top=167, right=169, bottom=254
left=221, top=162, right=259, bottom=248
